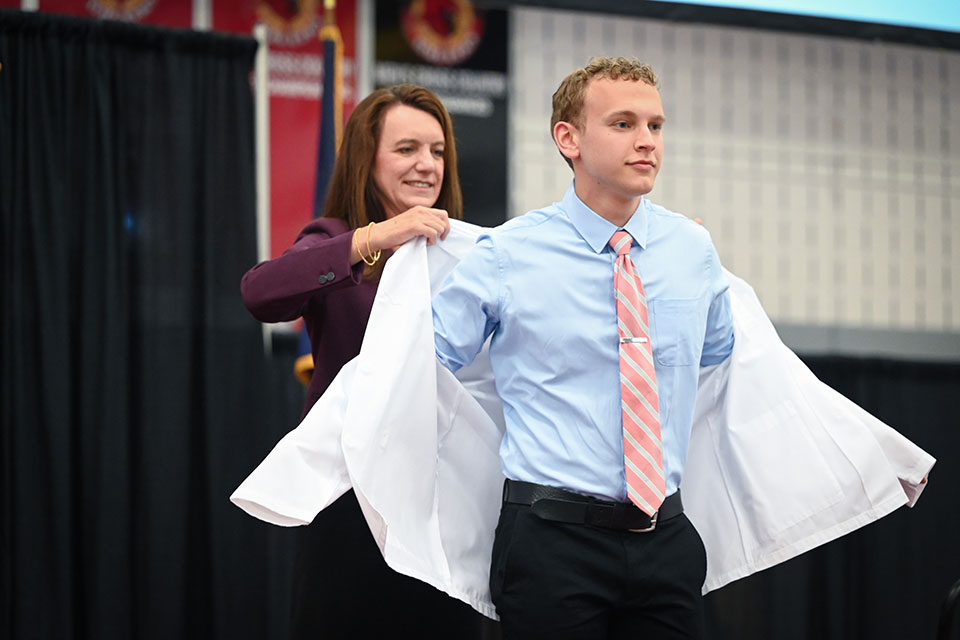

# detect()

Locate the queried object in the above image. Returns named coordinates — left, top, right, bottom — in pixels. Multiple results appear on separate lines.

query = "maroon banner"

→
left=214, top=0, right=358, bottom=258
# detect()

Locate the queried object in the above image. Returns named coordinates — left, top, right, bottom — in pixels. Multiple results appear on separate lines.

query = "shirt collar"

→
left=561, top=182, right=649, bottom=254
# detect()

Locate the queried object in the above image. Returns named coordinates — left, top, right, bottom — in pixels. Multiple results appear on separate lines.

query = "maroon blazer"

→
left=241, top=218, right=377, bottom=419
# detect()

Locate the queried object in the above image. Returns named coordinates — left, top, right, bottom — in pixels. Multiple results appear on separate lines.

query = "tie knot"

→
left=609, top=230, right=632, bottom=256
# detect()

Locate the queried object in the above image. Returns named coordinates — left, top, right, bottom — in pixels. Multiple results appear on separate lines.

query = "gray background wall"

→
left=507, top=6, right=960, bottom=360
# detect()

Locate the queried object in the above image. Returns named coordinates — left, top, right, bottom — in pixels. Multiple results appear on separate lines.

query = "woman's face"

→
left=373, top=104, right=445, bottom=218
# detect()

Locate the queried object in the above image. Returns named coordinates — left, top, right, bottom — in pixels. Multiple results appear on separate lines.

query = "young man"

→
left=431, top=57, right=733, bottom=638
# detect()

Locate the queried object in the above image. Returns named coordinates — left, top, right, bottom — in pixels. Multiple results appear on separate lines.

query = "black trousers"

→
left=490, top=501, right=707, bottom=639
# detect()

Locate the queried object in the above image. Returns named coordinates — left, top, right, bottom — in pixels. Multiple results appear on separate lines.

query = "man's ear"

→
left=553, top=121, right=580, bottom=163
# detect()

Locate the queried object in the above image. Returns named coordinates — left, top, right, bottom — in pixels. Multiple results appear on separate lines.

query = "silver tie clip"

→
left=620, top=336, right=649, bottom=344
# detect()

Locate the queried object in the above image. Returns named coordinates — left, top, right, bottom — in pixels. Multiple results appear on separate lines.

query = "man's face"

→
left=572, top=78, right=665, bottom=207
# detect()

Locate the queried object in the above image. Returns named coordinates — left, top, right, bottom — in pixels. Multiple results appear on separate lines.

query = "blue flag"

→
left=294, top=16, right=342, bottom=387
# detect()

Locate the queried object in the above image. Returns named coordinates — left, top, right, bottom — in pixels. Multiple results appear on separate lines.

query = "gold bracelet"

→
left=354, top=227, right=376, bottom=266
left=354, top=222, right=381, bottom=266
left=364, top=221, right=382, bottom=266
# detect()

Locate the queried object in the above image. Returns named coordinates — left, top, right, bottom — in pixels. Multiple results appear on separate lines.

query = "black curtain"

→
left=704, top=357, right=960, bottom=640
left=1, top=10, right=302, bottom=640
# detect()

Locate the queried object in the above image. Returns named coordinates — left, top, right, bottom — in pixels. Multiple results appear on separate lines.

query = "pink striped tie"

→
left=609, top=230, right=665, bottom=516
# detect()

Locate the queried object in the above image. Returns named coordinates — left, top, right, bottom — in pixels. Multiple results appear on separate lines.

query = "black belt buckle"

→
left=628, top=510, right=658, bottom=533
left=581, top=499, right=657, bottom=531
left=503, top=480, right=669, bottom=532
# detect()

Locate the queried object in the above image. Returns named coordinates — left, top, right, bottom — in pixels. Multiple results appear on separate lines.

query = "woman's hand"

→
left=369, top=206, right=450, bottom=251
left=349, top=206, right=451, bottom=266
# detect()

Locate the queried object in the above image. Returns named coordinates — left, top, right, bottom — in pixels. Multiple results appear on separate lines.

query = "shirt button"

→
left=318, top=274, right=329, bottom=284
left=326, top=271, right=335, bottom=280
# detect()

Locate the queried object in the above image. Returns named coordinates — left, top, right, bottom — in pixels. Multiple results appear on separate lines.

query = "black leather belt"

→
left=503, top=479, right=683, bottom=532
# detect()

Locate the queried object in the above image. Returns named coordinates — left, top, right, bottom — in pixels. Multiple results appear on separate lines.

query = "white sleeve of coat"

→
left=229, top=361, right=354, bottom=526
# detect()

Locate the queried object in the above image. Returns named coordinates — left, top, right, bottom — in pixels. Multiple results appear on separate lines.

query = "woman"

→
left=241, top=85, right=484, bottom=638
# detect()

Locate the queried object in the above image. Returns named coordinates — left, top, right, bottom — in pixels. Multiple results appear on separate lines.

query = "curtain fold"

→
left=1, top=10, right=302, bottom=640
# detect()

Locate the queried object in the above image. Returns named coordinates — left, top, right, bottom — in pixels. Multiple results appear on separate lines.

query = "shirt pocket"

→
left=652, top=298, right=701, bottom=367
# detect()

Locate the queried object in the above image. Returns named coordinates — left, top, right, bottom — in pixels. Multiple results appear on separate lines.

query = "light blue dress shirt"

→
left=433, top=184, right=734, bottom=501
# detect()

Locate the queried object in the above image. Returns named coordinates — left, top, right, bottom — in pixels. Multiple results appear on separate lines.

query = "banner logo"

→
left=86, top=0, right=158, bottom=21
left=257, top=0, right=322, bottom=48
left=401, top=0, right=484, bottom=66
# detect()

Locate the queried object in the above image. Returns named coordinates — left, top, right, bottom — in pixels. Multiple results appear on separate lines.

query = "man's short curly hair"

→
left=551, top=57, right=660, bottom=168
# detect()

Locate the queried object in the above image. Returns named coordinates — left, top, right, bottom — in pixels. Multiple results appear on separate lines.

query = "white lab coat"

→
left=231, top=219, right=934, bottom=620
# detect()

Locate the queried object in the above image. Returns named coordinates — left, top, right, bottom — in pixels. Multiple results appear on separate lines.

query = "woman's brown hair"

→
left=322, top=84, right=463, bottom=230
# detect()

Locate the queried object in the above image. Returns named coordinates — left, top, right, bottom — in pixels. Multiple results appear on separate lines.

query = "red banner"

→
left=214, top=0, right=358, bottom=258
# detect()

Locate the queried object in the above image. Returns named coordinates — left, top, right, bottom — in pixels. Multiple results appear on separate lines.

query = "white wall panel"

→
left=509, top=7, right=960, bottom=333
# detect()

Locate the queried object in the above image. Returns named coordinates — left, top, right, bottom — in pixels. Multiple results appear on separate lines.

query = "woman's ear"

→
left=552, top=121, right=580, bottom=163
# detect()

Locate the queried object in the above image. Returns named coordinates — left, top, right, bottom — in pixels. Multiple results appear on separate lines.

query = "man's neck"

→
left=573, top=181, right=642, bottom=229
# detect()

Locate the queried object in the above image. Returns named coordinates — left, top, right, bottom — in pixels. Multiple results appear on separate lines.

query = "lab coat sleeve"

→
left=229, top=361, right=354, bottom=525
left=795, top=363, right=934, bottom=507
